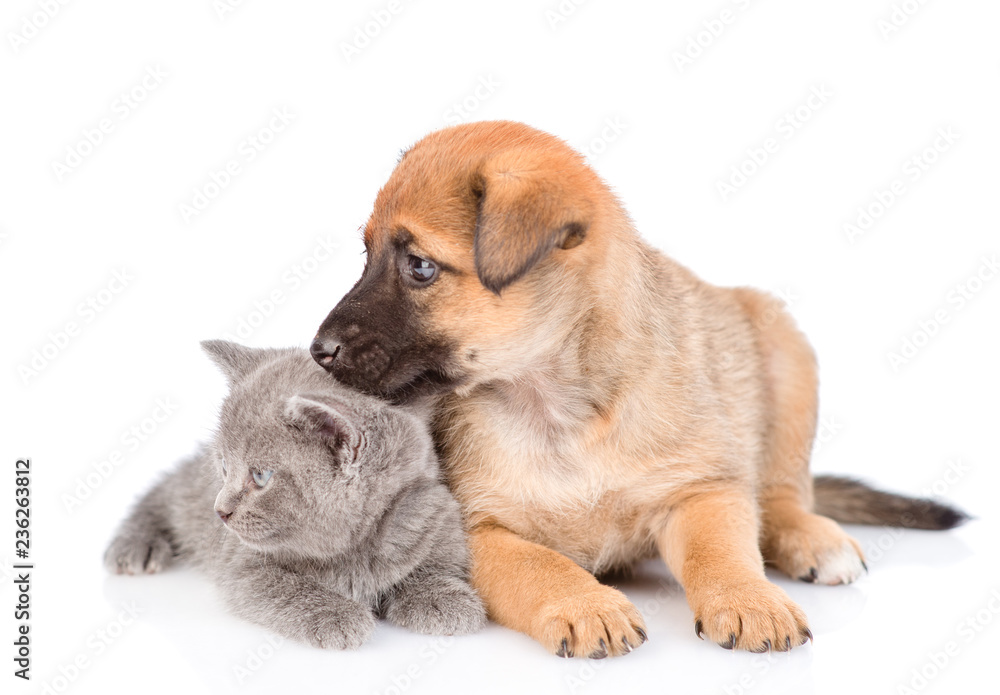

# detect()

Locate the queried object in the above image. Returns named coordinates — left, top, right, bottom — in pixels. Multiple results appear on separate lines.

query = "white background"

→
left=2, top=1, right=998, bottom=694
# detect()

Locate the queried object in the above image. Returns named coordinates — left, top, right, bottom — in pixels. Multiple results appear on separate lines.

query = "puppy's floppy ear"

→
left=473, top=149, right=593, bottom=295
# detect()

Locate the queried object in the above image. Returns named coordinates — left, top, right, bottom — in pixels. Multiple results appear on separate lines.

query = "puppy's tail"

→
left=812, top=475, right=969, bottom=530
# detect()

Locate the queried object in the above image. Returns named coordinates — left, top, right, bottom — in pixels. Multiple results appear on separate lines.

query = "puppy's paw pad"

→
left=692, top=580, right=810, bottom=653
left=537, top=584, right=646, bottom=658
left=812, top=541, right=866, bottom=585
left=766, top=513, right=866, bottom=585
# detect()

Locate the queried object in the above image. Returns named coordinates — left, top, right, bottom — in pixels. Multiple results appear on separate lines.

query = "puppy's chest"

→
left=440, top=388, right=655, bottom=558
left=455, top=382, right=617, bottom=500
left=446, top=430, right=656, bottom=571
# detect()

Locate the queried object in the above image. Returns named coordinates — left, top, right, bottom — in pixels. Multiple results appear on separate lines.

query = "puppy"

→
left=311, top=121, right=966, bottom=658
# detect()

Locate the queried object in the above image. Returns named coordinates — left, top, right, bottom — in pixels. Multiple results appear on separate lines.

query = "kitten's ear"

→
left=282, top=395, right=362, bottom=460
left=201, top=340, right=268, bottom=384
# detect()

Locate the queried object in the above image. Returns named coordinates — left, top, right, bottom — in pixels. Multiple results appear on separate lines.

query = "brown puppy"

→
left=311, top=121, right=966, bottom=658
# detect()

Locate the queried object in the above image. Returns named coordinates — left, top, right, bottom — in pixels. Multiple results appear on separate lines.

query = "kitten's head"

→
left=200, top=340, right=435, bottom=558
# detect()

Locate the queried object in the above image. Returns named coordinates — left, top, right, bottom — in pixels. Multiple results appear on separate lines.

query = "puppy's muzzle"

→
left=311, top=332, right=393, bottom=389
left=310, top=337, right=340, bottom=368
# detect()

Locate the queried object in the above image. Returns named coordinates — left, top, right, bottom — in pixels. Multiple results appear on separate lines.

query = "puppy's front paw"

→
left=691, top=579, right=811, bottom=652
left=307, top=601, right=376, bottom=650
left=535, top=584, right=647, bottom=658
left=104, top=534, right=174, bottom=575
left=385, top=577, right=487, bottom=635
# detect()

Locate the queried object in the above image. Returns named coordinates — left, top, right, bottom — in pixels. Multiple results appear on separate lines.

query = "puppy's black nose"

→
left=310, top=337, right=340, bottom=370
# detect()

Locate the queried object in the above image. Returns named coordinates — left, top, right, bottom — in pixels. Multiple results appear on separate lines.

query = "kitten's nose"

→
left=216, top=510, right=231, bottom=524
left=310, top=336, right=341, bottom=370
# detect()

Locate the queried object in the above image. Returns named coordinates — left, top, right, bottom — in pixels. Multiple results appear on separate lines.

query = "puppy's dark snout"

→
left=310, top=337, right=341, bottom=370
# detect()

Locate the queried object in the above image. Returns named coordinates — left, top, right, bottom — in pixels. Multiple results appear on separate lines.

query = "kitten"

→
left=104, top=340, right=486, bottom=649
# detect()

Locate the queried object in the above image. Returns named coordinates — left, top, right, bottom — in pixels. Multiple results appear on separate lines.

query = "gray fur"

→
left=104, top=341, right=485, bottom=648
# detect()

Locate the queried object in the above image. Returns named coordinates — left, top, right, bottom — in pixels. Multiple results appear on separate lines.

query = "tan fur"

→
left=359, top=121, right=864, bottom=656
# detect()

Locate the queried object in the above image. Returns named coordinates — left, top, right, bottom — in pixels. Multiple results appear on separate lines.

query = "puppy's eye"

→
left=406, top=255, right=437, bottom=283
left=252, top=470, right=274, bottom=488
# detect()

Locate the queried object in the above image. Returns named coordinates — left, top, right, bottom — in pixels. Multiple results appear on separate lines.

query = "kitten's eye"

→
left=406, top=255, right=437, bottom=284
left=252, top=470, right=273, bottom=488
left=221, top=456, right=228, bottom=477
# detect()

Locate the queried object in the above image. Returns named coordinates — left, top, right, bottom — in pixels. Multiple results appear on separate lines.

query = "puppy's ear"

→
left=473, top=149, right=593, bottom=295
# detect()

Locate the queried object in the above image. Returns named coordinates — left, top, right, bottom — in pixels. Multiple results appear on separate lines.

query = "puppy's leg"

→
left=469, top=524, right=647, bottom=658
left=734, top=288, right=866, bottom=585
left=658, top=486, right=811, bottom=651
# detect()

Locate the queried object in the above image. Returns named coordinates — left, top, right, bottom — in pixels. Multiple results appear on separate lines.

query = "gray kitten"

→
left=104, top=340, right=485, bottom=648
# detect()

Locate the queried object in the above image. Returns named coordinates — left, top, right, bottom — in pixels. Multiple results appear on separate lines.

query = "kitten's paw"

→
left=386, top=577, right=487, bottom=636
left=104, top=534, right=174, bottom=575
left=306, top=602, right=376, bottom=650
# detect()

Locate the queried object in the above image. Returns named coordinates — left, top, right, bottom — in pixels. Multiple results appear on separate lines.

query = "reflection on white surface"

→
left=91, top=523, right=982, bottom=695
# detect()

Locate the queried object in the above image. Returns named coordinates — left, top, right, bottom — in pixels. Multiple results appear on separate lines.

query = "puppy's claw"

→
left=556, top=638, right=571, bottom=658
left=588, top=638, right=608, bottom=660
left=694, top=619, right=704, bottom=640
left=636, top=626, right=648, bottom=644
left=799, top=567, right=819, bottom=583
left=621, top=636, right=633, bottom=653
left=801, top=628, right=813, bottom=645
left=720, top=633, right=736, bottom=650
